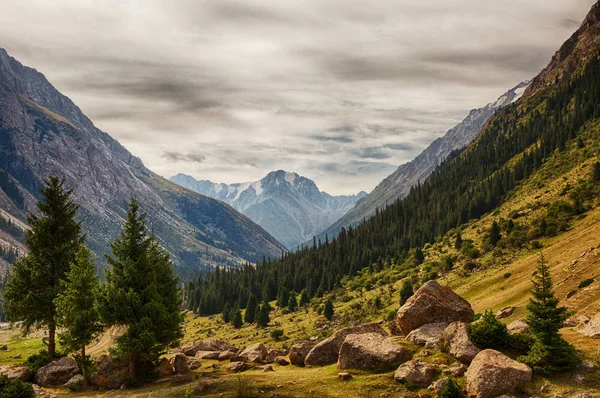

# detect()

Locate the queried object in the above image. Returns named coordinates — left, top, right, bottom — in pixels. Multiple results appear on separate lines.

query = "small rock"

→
left=274, top=357, right=289, bottom=366
left=429, top=377, right=450, bottom=395
left=406, top=322, right=447, bottom=349
left=64, top=374, right=84, bottom=391
left=288, top=341, right=316, bottom=366
left=218, top=350, right=237, bottom=360
left=338, top=372, right=352, bottom=381
left=171, top=374, right=193, bottom=384
left=263, top=365, right=274, bottom=372
left=573, top=374, right=586, bottom=385
left=226, top=361, right=248, bottom=372
left=0, top=345, right=7, bottom=351
left=581, top=360, right=597, bottom=373
left=195, top=380, right=213, bottom=393
left=12, top=354, right=21, bottom=359
left=443, top=363, right=467, bottom=377
left=443, top=321, right=480, bottom=364
left=507, top=320, right=530, bottom=334
left=0, top=364, right=32, bottom=381
left=393, top=360, right=436, bottom=387
left=579, top=313, right=600, bottom=337
left=239, top=343, right=268, bottom=363
left=495, top=307, right=515, bottom=319
left=169, top=353, right=189, bottom=374
left=195, top=351, right=221, bottom=360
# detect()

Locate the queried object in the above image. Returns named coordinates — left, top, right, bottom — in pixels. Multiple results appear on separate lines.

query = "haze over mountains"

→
left=315, top=80, right=532, bottom=243
left=171, top=171, right=366, bottom=249
left=0, top=48, right=285, bottom=274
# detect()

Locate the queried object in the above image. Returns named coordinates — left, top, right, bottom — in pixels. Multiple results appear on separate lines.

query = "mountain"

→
left=316, top=80, right=530, bottom=243
left=171, top=171, right=367, bottom=249
left=0, top=48, right=285, bottom=275
left=186, top=0, right=600, bottom=314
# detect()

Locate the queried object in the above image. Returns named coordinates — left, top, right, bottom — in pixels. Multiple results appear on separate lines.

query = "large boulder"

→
left=169, top=353, right=189, bottom=374
left=443, top=322, right=480, bottom=364
left=305, top=322, right=388, bottom=366
left=579, top=313, right=600, bottom=338
left=337, top=332, right=412, bottom=371
left=92, top=355, right=129, bottom=389
left=180, top=339, right=237, bottom=356
left=393, top=360, right=436, bottom=387
left=34, top=357, right=80, bottom=387
left=265, top=348, right=288, bottom=364
left=288, top=342, right=316, bottom=366
left=0, top=364, right=32, bottom=381
left=395, top=280, right=474, bottom=335
left=239, top=343, right=268, bottom=363
left=406, top=322, right=447, bottom=349
left=465, top=349, right=532, bottom=398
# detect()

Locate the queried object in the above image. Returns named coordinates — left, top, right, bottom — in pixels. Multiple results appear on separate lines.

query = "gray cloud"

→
left=0, top=0, right=595, bottom=194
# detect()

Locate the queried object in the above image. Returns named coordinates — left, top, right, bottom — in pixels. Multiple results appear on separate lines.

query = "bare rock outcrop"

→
left=443, top=322, right=480, bottom=364
left=465, top=349, right=532, bottom=398
left=337, top=332, right=412, bottom=371
left=579, top=313, right=600, bottom=338
left=305, top=322, right=387, bottom=366
left=395, top=281, right=474, bottom=335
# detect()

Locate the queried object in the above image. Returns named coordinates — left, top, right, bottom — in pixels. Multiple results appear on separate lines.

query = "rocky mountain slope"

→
left=316, top=80, right=530, bottom=243
left=171, top=171, right=366, bottom=249
left=0, top=48, right=285, bottom=274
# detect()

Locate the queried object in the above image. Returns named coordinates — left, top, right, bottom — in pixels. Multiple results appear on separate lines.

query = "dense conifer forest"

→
left=185, top=52, right=600, bottom=316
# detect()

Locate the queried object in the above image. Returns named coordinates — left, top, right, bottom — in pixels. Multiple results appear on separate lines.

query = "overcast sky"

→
left=0, top=0, right=595, bottom=195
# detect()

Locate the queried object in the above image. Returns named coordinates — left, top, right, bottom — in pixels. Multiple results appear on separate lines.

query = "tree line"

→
left=2, top=177, right=183, bottom=387
left=185, top=51, right=600, bottom=316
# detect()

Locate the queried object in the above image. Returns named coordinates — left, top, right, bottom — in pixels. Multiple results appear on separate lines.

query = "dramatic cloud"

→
left=0, top=0, right=594, bottom=194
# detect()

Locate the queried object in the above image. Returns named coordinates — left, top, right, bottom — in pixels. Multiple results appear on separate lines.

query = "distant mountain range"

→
left=171, top=171, right=367, bottom=249
left=0, top=48, right=285, bottom=274
left=314, top=80, right=531, bottom=243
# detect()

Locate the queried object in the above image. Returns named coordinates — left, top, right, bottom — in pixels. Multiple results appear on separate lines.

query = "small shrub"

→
left=0, top=375, right=34, bottom=398
left=503, top=272, right=512, bottom=279
left=578, top=278, right=594, bottom=289
left=386, top=309, right=398, bottom=321
left=270, top=329, right=284, bottom=341
left=439, top=378, right=464, bottom=398
left=507, top=332, right=535, bottom=354
left=468, top=310, right=508, bottom=349
left=25, top=349, right=63, bottom=373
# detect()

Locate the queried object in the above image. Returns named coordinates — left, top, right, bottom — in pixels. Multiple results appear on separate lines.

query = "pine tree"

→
left=399, top=280, right=414, bottom=306
left=276, top=288, right=289, bottom=309
left=593, top=161, right=600, bottom=182
left=518, top=253, right=580, bottom=374
left=244, top=294, right=258, bottom=324
left=486, top=221, right=502, bottom=247
left=222, top=302, right=231, bottom=323
left=413, top=247, right=425, bottom=265
left=454, top=231, right=463, bottom=250
left=54, top=247, right=103, bottom=388
left=231, top=307, right=243, bottom=329
left=3, top=177, right=84, bottom=358
left=299, top=289, right=309, bottom=307
left=97, top=199, right=183, bottom=380
left=256, top=303, right=270, bottom=328
left=324, top=300, right=334, bottom=321
left=288, top=291, right=298, bottom=312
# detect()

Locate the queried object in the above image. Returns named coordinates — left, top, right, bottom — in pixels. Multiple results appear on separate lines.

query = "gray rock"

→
left=0, top=364, right=32, bottom=381
left=465, top=349, right=532, bottom=398
left=443, top=321, right=480, bottom=364
left=288, top=341, right=316, bottom=366
left=337, top=332, right=412, bottom=371
left=226, top=361, right=248, bottom=372
left=579, top=313, right=600, bottom=337
left=239, top=343, right=268, bottom=363
left=393, top=360, right=436, bottom=387
left=495, top=307, right=515, bottom=319
left=507, top=320, right=530, bottom=334
left=169, top=353, right=189, bottom=374
left=34, top=357, right=80, bottom=387
left=64, top=374, right=84, bottom=391
left=406, top=322, right=447, bottom=349
left=338, top=372, right=352, bottom=381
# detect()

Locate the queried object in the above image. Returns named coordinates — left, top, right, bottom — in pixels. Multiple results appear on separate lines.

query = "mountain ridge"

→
left=0, top=48, right=286, bottom=274
left=171, top=170, right=366, bottom=249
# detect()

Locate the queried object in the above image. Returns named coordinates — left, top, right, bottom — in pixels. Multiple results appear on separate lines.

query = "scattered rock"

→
left=218, top=350, right=237, bottom=361
left=579, top=313, right=600, bottom=337
left=581, top=360, right=597, bottom=373
left=226, top=361, right=248, bottom=372
left=188, top=358, right=201, bottom=371
left=288, top=341, right=316, bottom=366
left=578, top=315, right=591, bottom=325
left=305, top=322, right=387, bottom=366
left=406, top=322, right=447, bottom=349
left=64, top=374, right=84, bottom=391
left=34, top=357, right=80, bottom=387
left=573, top=374, right=586, bottom=385
left=239, top=343, right=268, bottom=363
left=443, top=321, right=480, bottom=364
left=195, top=351, right=221, bottom=360
left=180, top=339, right=237, bottom=356
left=171, top=374, right=193, bottom=384
left=495, top=307, right=515, bottom=319
left=275, top=357, right=290, bottom=366
left=195, top=380, right=214, bottom=393
left=337, top=332, right=412, bottom=371
left=395, top=280, right=474, bottom=335
left=265, top=348, right=287, bottom=363
left=169, top=353, right=189, bottom=374
left=0, top=364, right=32, bottom=381
left=443, top=363, right=467, bottom=377
left=393, top=360, right=436, bottom=387
left=507, top=320, right=530, bottom=334
left=263, top=365, right=274, bottom=372
left=0, top=345, right=7, bottom=351
left=338, top=372, right=352, bottom=381
left=158, top=357, right=174, bottom=377
left=430, top=377, right=450, bottom=395
left=465, top=349, right=532, bottom=398
left=12, top=354, right=21, bottom=359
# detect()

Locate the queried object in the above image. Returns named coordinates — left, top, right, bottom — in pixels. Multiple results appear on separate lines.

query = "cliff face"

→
left=0, top=48, right=285, bottom=273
